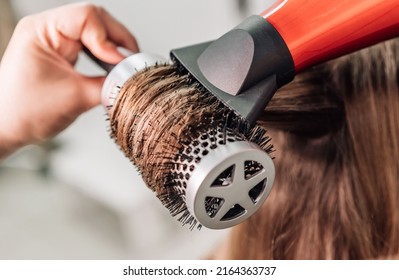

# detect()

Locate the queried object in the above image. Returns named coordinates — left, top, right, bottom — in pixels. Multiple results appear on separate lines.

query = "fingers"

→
left=43, top=3, right=139, bottom=64
left=96, top=6, right=139, bottom=53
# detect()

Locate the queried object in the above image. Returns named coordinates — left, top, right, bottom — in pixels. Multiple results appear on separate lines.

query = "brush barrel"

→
left=263, top=0, right=399, bottom=72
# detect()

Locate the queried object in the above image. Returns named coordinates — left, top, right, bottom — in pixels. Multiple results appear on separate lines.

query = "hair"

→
left=223, top=38, right=399, bottom=259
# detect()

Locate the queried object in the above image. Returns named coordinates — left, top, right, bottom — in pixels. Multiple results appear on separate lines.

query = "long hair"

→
left=225, top=38, right=399, bottom=259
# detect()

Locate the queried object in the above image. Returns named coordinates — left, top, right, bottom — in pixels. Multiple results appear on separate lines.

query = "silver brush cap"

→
left=185, top=140, right=275, bottom=229
left=101, top=51, right=167, bottom=111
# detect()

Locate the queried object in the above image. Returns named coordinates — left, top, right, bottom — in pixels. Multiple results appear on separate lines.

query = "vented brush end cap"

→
left=101, top=53, right=167, bottom=111
left=185, top=140, right=275, bottom=229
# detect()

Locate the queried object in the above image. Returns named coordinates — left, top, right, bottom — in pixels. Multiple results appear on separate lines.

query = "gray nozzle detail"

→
left=101, top=53, right=167, bottom=111
left=185, top=140, right=275, bottom=229
left=197, top=15, right=294, bottom=95
left=171, top=15, right=295, bottom=127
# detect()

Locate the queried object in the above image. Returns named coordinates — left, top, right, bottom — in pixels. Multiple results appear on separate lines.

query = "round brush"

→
left=86, top=48, right=274, bottom=229
left=107, top=62, right=275, bottom=230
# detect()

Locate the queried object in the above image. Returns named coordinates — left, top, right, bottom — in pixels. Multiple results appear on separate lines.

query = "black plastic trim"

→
left=170, top=15, right=295, bottom=127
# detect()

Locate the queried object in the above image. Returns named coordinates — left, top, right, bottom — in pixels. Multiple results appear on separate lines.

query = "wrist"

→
left=0, top=121, right=26, bottom=160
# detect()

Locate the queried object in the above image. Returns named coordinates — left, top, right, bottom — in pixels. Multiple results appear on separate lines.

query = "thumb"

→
left=78, top=75, right=105, bottom=111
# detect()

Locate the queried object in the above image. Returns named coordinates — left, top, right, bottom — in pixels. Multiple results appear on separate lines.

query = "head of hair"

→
left=226, top=38, right=399, bottom=259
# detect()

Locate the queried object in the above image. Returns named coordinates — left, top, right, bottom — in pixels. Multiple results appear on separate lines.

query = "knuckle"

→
left=76, top=2, right=109, bottom=22
left=16, top=15, right=34, bottom=30
left=77, top=2, right=99, bottom=16
left=94, top=5, right=108, bottom=17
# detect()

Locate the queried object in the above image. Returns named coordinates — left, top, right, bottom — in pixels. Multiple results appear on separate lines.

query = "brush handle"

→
left=262, top=0, right=399, bottom=72
left=83, top=46, right=115, bottom=73
left=83, top=47, right=136, bottom=73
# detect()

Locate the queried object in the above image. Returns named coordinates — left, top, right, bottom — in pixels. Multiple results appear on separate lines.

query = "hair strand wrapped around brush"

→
left=109, top=64, right=274, bottom=229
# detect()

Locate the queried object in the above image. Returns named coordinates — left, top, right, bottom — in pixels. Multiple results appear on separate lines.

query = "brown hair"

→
left=225, top=38, right=399, bottom=259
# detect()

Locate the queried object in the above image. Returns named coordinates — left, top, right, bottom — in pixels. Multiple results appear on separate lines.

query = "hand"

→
left=0, top=2, right=138, bottom=158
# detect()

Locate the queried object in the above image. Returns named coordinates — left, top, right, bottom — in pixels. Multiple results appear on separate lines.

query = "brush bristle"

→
left=108, top=63, right=274, bottom=229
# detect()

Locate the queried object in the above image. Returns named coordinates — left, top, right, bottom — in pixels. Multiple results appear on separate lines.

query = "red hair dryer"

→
left=171, top=0, right=399, bottom=126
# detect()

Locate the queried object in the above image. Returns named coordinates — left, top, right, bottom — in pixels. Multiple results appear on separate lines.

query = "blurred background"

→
left=0, top=0, right=274, bottom=259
